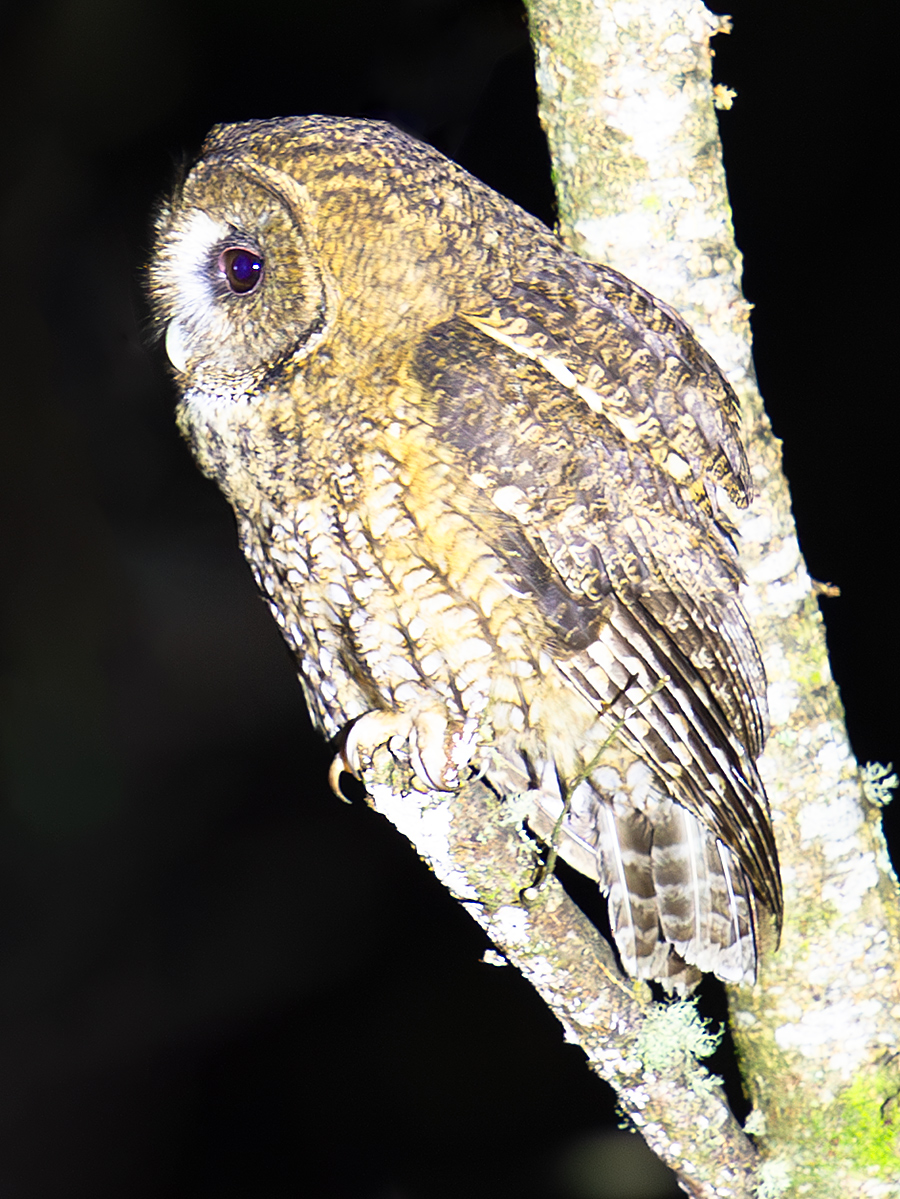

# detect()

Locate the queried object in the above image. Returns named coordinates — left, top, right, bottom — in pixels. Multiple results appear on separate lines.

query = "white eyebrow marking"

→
left=165, top=209, right=230, bottom=327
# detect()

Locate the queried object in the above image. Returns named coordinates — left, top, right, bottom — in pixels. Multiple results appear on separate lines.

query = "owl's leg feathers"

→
left=329, top=704, right=479, bottom=796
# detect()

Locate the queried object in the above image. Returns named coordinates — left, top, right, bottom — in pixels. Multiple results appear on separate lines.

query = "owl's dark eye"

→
left=218, top=247, right=264, bottom=294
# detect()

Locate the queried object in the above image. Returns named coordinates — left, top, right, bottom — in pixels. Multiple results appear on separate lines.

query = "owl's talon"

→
left=327, top=752, right=360, bottom=802
left=328, top=709, right=413, bottom=799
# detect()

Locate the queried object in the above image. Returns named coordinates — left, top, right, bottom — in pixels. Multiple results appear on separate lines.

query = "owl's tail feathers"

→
left=529, top=785, right=756, bottom=993
left=592, top=802, right=702, bottom=994
left=651, top=803, right=757, bottom=986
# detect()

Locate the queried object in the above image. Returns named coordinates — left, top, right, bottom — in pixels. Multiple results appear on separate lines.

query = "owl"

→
left=149, top=116, right=781, bottom=993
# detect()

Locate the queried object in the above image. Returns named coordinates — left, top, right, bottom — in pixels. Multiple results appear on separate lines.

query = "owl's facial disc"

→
left=153, top=174, right=326, bottom=387
left=162, top=233, right=265, bottom=374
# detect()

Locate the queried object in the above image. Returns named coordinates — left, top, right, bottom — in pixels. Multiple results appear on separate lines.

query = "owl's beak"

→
left=165, top=322, right=189, bottom=374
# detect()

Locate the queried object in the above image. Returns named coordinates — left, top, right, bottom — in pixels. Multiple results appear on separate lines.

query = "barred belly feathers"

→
left=149, top=116, right=781, bottom=993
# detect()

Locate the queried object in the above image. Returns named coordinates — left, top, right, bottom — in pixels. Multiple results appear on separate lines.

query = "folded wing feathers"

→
left=558, top=596, right=781, bottom=922
left=544, top=587, right=778, bottom=990
left=462, top=275, right=775, bottom=990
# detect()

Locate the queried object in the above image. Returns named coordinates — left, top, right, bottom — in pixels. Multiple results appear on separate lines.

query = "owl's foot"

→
left=329, top=706, right=479, bottom=797
left=329, top=710, right=412, bottom=798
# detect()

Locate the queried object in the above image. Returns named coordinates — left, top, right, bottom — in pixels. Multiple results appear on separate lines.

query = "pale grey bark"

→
left=364, top=2, right=900, bottom=1194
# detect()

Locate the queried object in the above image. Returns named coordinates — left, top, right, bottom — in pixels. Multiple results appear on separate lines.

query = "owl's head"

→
left=149, top=116, right=515, bottom=400
left=149, top=138, right=328, bottom=395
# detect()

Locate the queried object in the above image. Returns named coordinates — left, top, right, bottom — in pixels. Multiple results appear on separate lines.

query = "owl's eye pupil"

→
left=218, top=247, right=263, bottom=294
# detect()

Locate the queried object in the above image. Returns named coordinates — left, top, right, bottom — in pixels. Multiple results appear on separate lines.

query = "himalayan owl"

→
left=149, top=116, right=781, bottom=993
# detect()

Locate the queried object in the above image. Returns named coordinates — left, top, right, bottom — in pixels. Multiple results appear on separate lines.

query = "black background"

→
left=0, top=1, right=894, bottom=1196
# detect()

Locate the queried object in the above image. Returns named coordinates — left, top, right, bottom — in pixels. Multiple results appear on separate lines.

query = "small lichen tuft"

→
left=743, top=1108, right=766, bottom=1137
left=861, top=762, right=898, bottom=808
left=633, top=999, right=721, bottom=1074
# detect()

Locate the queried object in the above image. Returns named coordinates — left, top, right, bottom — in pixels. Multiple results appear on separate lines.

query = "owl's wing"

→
left=467, top=249, right=753, bottom=506
left=408, top=268, right=781, bottom=927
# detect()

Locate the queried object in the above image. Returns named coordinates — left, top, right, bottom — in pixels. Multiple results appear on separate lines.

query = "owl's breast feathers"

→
left=151, top=116, right=781, bottom=992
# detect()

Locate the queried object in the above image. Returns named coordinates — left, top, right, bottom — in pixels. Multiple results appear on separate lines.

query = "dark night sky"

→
left=0, top=2, right=894, bottom=1196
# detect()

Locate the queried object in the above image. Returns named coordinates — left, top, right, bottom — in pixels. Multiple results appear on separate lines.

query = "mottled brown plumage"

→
left=149, top=116, right=781, bottom=992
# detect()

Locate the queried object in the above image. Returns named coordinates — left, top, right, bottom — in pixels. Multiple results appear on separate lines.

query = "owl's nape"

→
left=149, top=115, right=781, bottom=994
